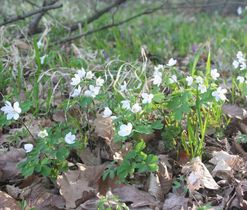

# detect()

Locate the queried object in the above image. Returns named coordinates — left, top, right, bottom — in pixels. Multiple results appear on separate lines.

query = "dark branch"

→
left=69, top=0, right=127, bottom=32
left=57, top=2, right=166, bottom=44
left=0, top=2, right=62, bottom=27
left=28, top=0, right=59, bottom=35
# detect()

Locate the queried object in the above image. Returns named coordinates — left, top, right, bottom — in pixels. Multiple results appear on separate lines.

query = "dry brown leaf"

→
left=93, top=115, right=114, bottom=143
left=25, top=180, right=65, bottom=210
left=78, top=147, right=101, bottom=166
left=158, top=155, right=172, bottom=197
left=14, top=39, right=30, bottom=50
left=162, top=193, right=188, bottom=210
left=209, top=150, right=243, bottom=178
left=6, top=177, right=65, bottom=209
left=222, top=104, right=247, bottom=120
left=0, top=191, right=21, bottom=210
left=148, top=173, right=163, bottom=201
left=52, top=111, right=66, bottom=122
left=182, top=157, right=219, bottom=192
left=113, top=142, right=132, bottom=163
left=112, top=185, right=159, bottom=208
left=93, top=115, right=121, bottom=153
left=57, top=164, right=106, bottom=209
left=0, top=148, right=25, bottom=182
left=75, top=197, right=98, bottom=210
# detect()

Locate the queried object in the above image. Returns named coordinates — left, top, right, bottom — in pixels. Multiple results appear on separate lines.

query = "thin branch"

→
left=57, top=2, right=166, bottom=44
left=28, top=0, right=59, bottom=35
left=69, top=0, right=127, bottom=32
left=0, top=2, right=63, bottom=27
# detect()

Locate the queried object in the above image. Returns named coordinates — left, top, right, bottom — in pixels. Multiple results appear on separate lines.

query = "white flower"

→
left=141, top=93, right=154, bottom=104
left=96, top=77, right=104, bottom=87
left=38, top=130, right=48, bottom=138
left=40, top=55, right=47, bottom=65
left=152, top=74, right=162, bottom=86
left=120, top=81, right=127, bottom=93
left=121, top=100, right=131, bottom=110
left=70, top=74, right=81, bottom=86
left=24, top=143, right=33, bottom=153
left=212, top=87, right=227, bottom=101
left=84, top=85, right=100, bottom=98
left=76, top=69, right=86, bottom=79
left=211, top=69, right=220, bottom=80
left=167, top=58, right=177, bottom=67
left=186, top=76, right=193, bottom=86
left=131, top=103, right=142, bottom=113
left=233, top=60, right=239, bottom=69
left=195, top=76, right=203, bottom=84
left=169, top=75, right=177, bottom=84
left=154, top=64, right=164, bottom=71
left=118, top=123, right=132, bottom=137
left=240, top=61, right=246, bottom=70
left=65, top=132, right=76, bottom=144
left=237, top=76, right=245, bottom=83
left=237, top=51, right=244, bottom=61
left=198, top=84, right=207, bottom=93
left=71, top=85, right=81, bottom=97
left=1, top=101, right=21, bottom=120
left=37, top=39, right=43, bottom=49
left=237, top=6, right=242, bottom=15
left=102, top=107, right=112, bottom=118
left=85, top=71, right=94, bottom=79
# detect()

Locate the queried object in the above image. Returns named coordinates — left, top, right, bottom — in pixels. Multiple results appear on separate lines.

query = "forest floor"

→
left=0, top=1, right=247, bottom=210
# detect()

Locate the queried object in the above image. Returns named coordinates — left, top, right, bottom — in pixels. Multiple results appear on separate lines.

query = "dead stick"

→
left=70, top=0, right=127, bottom=32
left=0, top=2, right=63, bottom=27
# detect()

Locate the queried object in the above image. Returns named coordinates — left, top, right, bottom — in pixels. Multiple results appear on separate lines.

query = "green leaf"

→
left=134, top=141, right=146, bottom=152
left=21, top=100, right=33, bottom=113
left=153, top=93, right=165, bottom=103
left=41, top=165, right=51, bottom=176
left=56, top=147, right=69, bottom=160
left=79, top=97, right=93, bottom=108
left=22, top=166, right=34, bottom=177
left=135, top=125, right=153, bottom=134
left=151, top=120, right=163, bottom=130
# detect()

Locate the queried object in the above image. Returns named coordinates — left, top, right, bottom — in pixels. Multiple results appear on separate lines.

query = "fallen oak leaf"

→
left=57, top=163, right=106, bottom=209
left=209, top=150, right=244, bottom=178
left=182, top=157, right=219, bottom=192
left=112, top=184, right=160, bottom=208
left=0, top=148, right=25, bottom=182
left=222, top=104, right=247, bottom=120
left=162, top=193, right=188, bottom=210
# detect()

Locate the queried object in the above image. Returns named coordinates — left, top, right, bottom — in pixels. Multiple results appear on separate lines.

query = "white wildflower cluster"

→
left=152, top=58, right=177, bottom=86
left=70, top=68, right=104, bottom=98
left=232, top=51, right=246, bottom=71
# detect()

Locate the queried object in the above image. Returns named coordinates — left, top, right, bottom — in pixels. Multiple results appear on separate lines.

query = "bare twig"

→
left=57, top=2, right=166, bottom=44
left=28, top=0, right=59, bottom=35
left=0, top=2, right=63, bottom=27
left=69, top=0, right=127, bottom=32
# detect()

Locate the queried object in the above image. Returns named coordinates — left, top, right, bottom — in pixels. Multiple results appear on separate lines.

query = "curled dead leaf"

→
left=157, top=155, right=172, bottom=197
left=93, top=115, right=121, bottom=154
left=209, top=150, right=243, bottom=179
left=182, top=157, right=219, bottom=192
left=148, top=173, right=163, bottom=201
